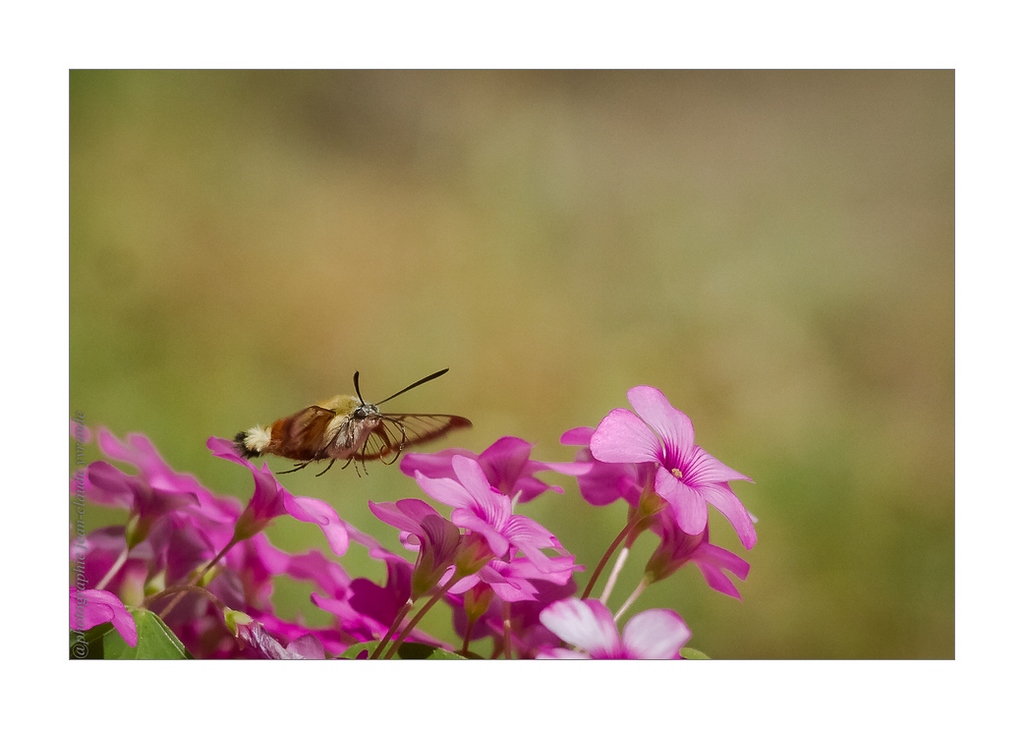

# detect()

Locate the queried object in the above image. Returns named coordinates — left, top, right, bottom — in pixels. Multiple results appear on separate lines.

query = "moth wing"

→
left=271, top=405, right=339, bottom=461
left=355, top=414, right=472, bottom=462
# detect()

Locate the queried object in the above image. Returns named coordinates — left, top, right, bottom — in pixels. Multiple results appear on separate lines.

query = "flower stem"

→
left=95, top=547, right=129, bottom=592
left=503, top=600, right=512, bottom=660
left=461, top=616, right=477, bottom=656
left=581, top=516, right=640, bottom=600
left=382, top=572, right=462, bottom=660
left=156, top=536, right=239, bottom=620
left=370, top=600, right=414, bottom=660
left=598, top=546, right=631, bottom=605
left=614, top=576, right=650, bottom=622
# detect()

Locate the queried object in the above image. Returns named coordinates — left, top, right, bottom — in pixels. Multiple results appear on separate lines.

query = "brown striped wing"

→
left=268, top=405, right=338, bottom=461
left=354, top=414, right=472, bottom=463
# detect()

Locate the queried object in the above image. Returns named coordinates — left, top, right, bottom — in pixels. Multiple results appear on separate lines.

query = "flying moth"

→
left=233, top=368, right=471, bottom=476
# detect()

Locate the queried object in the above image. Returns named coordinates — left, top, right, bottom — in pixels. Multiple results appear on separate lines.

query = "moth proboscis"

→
left=233, top=368, right=471, bottom=477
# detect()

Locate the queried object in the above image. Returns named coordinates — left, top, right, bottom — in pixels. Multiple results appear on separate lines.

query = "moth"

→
left=234, top=368, right=471, bottom=476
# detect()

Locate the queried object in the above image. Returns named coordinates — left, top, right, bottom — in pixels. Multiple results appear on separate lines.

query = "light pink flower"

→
left=411, top=455, right=566, bottom=574
left=401, top=436, right=588, bottom=503
left=537, top=598, right=690, bottom=659
left=590, top=386, right=756, bottom=548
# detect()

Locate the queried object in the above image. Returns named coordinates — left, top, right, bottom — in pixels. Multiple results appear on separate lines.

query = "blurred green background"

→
left=69, top=70, right=953, bottom=659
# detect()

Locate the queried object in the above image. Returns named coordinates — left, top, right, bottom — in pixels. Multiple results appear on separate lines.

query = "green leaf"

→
left=71, top=608, right=191, bottom=659
left=340, top=641, right=466, bottom=660
left=680, top=646, right=711, bottom=659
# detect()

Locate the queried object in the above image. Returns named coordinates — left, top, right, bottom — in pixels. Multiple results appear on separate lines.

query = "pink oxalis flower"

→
left=401, top=436, right=588, bottom=503
left=590, top=386, right=756, bottom=549
left=71, top=588, right=138, bottom=647
left=411, top=455, right=567, bottom=575
left=537, top=598, right=690, bottom=659
left=207, top=437, right=349, bottom=556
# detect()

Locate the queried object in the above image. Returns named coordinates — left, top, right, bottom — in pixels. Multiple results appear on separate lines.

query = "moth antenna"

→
left=353, top=371, right=366, bottom=405
left=374, top=367, right=451, bottom=406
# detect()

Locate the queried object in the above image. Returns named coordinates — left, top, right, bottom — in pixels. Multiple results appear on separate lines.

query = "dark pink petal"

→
left=626, top=386, right=695, bottom=460
left=78, top=462, right=136, bottom=509
left=693, top=542, right=749, bottom=599
left=368, top=498, right=441, bottom=537
left=539, top=598, right=619, bottom=656
left=655, top=467, right=709, bottom=535
left=700, top=482, right=758, bottom=549
left=559, top=426, right=595, bottom=446
left=590, top=409, right=663, bottom=464
left=478, top=437, right=533, bottom=487
left=620, top=609, right=689, bottom=659
left=70, top=588, right=138, bottom=647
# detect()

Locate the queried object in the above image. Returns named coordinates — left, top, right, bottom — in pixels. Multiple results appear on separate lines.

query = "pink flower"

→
left=70, top=588, right=137, bottom=647
left=208, top=437, right=349, bottom=556
left=560, top=426, right=653, bottom=507
left=645, top=512, right=750, bottom=599
left=401, top=436, right=588, bottom=503
left=411, top=455, right=567, bottom=574
left=368, top=498, right=462, bottom=599
left=590, top=386, right=756, bottom=549
left=537, top=598, right=690, bottom=659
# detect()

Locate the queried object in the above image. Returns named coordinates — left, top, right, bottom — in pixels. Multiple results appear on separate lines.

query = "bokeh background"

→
left=69, top=70, right=953, bottom=659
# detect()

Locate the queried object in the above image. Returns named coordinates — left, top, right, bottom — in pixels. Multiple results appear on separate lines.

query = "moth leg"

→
left=277, top=461, right=312, bottom=475
left=314, top=459, right=337, bottom=477
left=340, top=456, right=359, bottom=477
left=383, top=420, right=407, bottom=465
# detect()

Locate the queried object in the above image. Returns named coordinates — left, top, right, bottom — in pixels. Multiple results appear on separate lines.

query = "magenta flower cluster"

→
left=69, top=385, right=755, bottom=659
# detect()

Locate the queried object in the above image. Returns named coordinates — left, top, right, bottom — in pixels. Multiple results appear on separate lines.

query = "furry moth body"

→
left=234, top=368, right=471, bottom=476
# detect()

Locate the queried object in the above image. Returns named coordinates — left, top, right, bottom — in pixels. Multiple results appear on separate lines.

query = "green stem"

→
left=382, top=572, right=462, bottom=660
left=370, top=600, right=415, bottom=659
left=155, top=536, right=239, bottom=619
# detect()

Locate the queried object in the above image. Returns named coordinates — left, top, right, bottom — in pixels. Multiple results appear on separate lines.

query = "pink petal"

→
left=559, top=426, right=594, bottom=446
left=621, top=609, right=690, bottom=659
left=413, top=472, right=476, bottom=510
left=536, top=648, right=591, bottom=659
left=368, top=500, right=426, bottom=535
left=399, top=448, right=476, bottom=480
left=626, top=386, right=695, bottom=457
left=451, top=509, right=510, bottom=559
left=700, top=482, right=758, bottom=549
left=451, top=456, right=511, bottom=527
left=70, top=588, right=138, bottom=647
left=590, top=409, right=663, bottom=464
left=478, top=437, right=533, bottom=484
left=655, top=468, right=709, bottom=535
left=539, top=598, right=619, bottom=656
left=282, top=495, right=349, bottom=555
left=685, top=446, right=752, bottom=486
